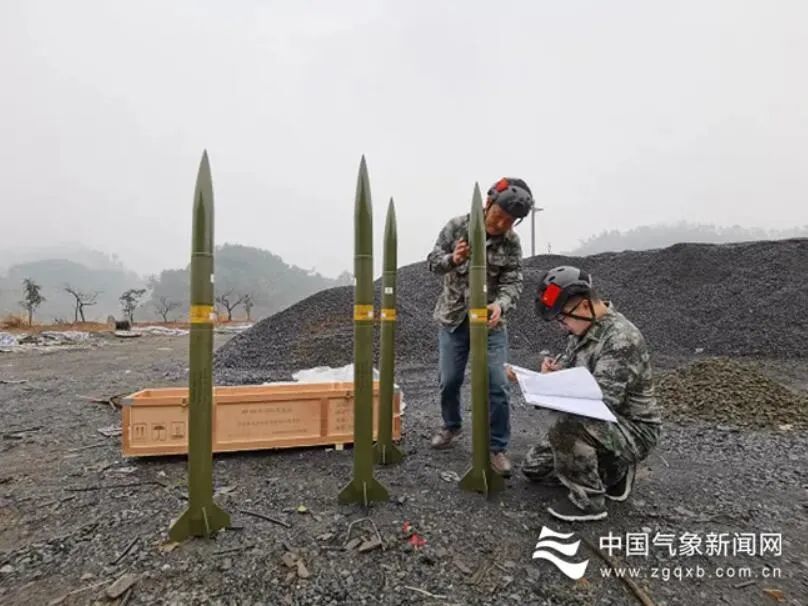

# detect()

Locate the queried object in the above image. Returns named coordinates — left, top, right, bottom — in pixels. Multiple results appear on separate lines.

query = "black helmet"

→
left=486, top=177, right=534, bottom=219
left=535, top=266, right=593, bottom=320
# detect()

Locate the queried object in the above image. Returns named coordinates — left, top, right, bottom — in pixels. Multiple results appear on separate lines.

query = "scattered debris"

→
left=0, top=332, right=19, bottom=348
left=134, top=326, right=189, bottom=337
left=402, top=521, right=427, bottom=550
left=0, top=379, right=26, bottom=384
left=343, top=518, right=384, bottom=552
left=358, top=537, right=383, bottom=553
left=279, top=550, right=311, bottom=579
left=214, top=544, right=255, bottom=556
left=97, top=425, right=122, bottom=438
left=453, top=559, right=473, bottom=575
left=762, top=588, right=786, bottom=603
left=296, top=559, right=311, bottom=579
left=402, top=586, right=448, bottom=600
left=114, top=330, right=141, bottom=339
left=110, top=538, right=139, bottom=565
left=237, top=508, right=291, bottom=528
left=77, top=394, right=124, bottom=410
left=733, top=580, right=756, bottom=589
left=345, top=538, right=362, bottom=551
left=158, top=541, right=180, bottom=553
left=105, top=572, right=138, bottom=599
left=2, top=426, right=41, bottom=438
left=439, top=470, right=460, bottom=482
left=48, top=580, right=108, bottom=605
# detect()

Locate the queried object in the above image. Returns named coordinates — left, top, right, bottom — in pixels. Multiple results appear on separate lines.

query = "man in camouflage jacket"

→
left=426, top=177, right=534, bottom=477
left=527, top=265, right=662, bottom=522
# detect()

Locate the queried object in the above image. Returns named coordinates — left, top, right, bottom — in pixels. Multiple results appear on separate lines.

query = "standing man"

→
left=528, top=266, right=662, bottom=521
left=427, top=177, right=534, bottom=477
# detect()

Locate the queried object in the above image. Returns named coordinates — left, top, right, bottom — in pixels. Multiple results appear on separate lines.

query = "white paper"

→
left=509, top=365, right=617, bottom=423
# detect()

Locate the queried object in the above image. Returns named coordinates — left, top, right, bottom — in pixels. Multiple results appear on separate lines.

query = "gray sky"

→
left=2, top=0, right=807, bottom=278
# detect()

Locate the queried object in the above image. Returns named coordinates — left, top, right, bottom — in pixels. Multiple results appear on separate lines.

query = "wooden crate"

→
left=121, top=382, right=402, bottom=457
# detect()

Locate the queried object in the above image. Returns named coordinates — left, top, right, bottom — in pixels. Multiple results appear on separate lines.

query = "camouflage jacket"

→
left=559, top=304, right=662, bottom=425
left=426, top=214, right=523, bottom=330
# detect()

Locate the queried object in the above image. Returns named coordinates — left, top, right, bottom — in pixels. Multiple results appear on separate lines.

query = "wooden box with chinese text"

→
left=121, top=382, right=402, bottom=457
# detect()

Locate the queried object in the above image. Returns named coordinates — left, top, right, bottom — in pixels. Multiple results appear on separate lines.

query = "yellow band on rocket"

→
left=380, top=308, right=397, bottom=321
left=189, top=304, right=215, bottom=324
left=469, top=308, right=488, bottom=324
left=354, top=304, right=374, bottom=321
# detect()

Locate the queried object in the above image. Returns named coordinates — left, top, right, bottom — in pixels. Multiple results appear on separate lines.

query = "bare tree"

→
left=154, top=296, right=181, bottom=323
left=243, top=294, right=254, bottom=321
left=19, top=278, right=46, bottom=326
left=64, top=286, right=99, bottom=323
left=119, top=288, right=147, bottom=323
left=215, top=290, right=247, bottom=322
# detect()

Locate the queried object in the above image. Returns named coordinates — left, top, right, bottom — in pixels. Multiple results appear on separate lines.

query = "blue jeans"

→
left=438, top=317, right=510, bottom=452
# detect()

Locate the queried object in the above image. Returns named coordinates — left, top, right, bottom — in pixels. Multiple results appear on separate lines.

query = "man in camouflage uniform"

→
left=527, top=266, right=662, bottom=521
left=427, top=177, right=535, bottom=477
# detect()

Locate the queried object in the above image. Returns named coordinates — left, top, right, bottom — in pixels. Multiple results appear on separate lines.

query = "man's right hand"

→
left=452, top=239, right=471, bottom=266
left=541, top=356, right=561, bottom=374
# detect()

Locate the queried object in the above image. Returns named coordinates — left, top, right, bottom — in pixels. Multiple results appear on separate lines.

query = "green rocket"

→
left=459, top=183, right=505, bottom=497
left=373, top=197, right=404, bottom=466
left=169, top=151, right=231, bottom=540
left=338, top=156, right=390, bottom=506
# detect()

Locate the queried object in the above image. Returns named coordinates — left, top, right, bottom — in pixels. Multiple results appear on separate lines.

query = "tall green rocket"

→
left=373, top=197, right=404, bottom=465
left=338, top=156, right=390, bottom=506
left=459, top=183, right=505, bottom=497
left=169, top=151, right=230, bottom=540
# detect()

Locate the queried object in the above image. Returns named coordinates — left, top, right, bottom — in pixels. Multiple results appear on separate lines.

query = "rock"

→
left=358, top=537, right=383, bottom=553
left=0, top=565, right=13, bottom=575
left=80, top=572, right=94, bottom=581
left=220, top=558, right=232, bottom=571
left=281, top=552, right=298, bottom=568
left=674, top=506, right=696, bottom=518
left=105, top=573, right=138, bottom=599
left=296, top=560, right=311, bottom=579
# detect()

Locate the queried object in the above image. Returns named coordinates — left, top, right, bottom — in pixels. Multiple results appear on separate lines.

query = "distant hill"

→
left=0, top=243, right=127, bottom=274
left=147, top=244, right=352, bottom=322
left=569, top=222, right=808, bottom=256
left=0, top=243, right=352, bottom=324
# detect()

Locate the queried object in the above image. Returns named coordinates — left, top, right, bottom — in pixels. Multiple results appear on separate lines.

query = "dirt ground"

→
left=1, top=335, right=806, bottom=605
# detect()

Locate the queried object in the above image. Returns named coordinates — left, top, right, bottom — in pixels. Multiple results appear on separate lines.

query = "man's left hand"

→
left=487, top=303, right=502, bottom=328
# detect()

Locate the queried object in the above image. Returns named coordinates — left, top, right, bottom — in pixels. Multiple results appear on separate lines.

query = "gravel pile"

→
left=215, top=238, right=808, bottom=383
left=656, top=357, right=808, bottom=430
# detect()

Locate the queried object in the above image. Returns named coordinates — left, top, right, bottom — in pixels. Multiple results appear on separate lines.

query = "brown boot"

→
left=490, top=451, right=513, bottom=477
left=430, top=428, right=461, bottom=450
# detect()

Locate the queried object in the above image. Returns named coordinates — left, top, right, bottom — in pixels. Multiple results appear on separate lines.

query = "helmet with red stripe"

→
left=535, top=266, right=593, bottom=320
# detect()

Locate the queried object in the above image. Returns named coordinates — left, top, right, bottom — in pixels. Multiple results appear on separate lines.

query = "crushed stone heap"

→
left=656, top=357, right=808, bottom=429
left=215, top=238, right=808, bottom=383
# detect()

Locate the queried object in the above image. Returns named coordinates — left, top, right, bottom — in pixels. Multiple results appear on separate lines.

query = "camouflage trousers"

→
left=522, top=412, right=661, bottom=508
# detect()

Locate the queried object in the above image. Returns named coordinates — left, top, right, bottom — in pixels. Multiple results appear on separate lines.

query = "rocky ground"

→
left=1, top=334, right=807, bottom=605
